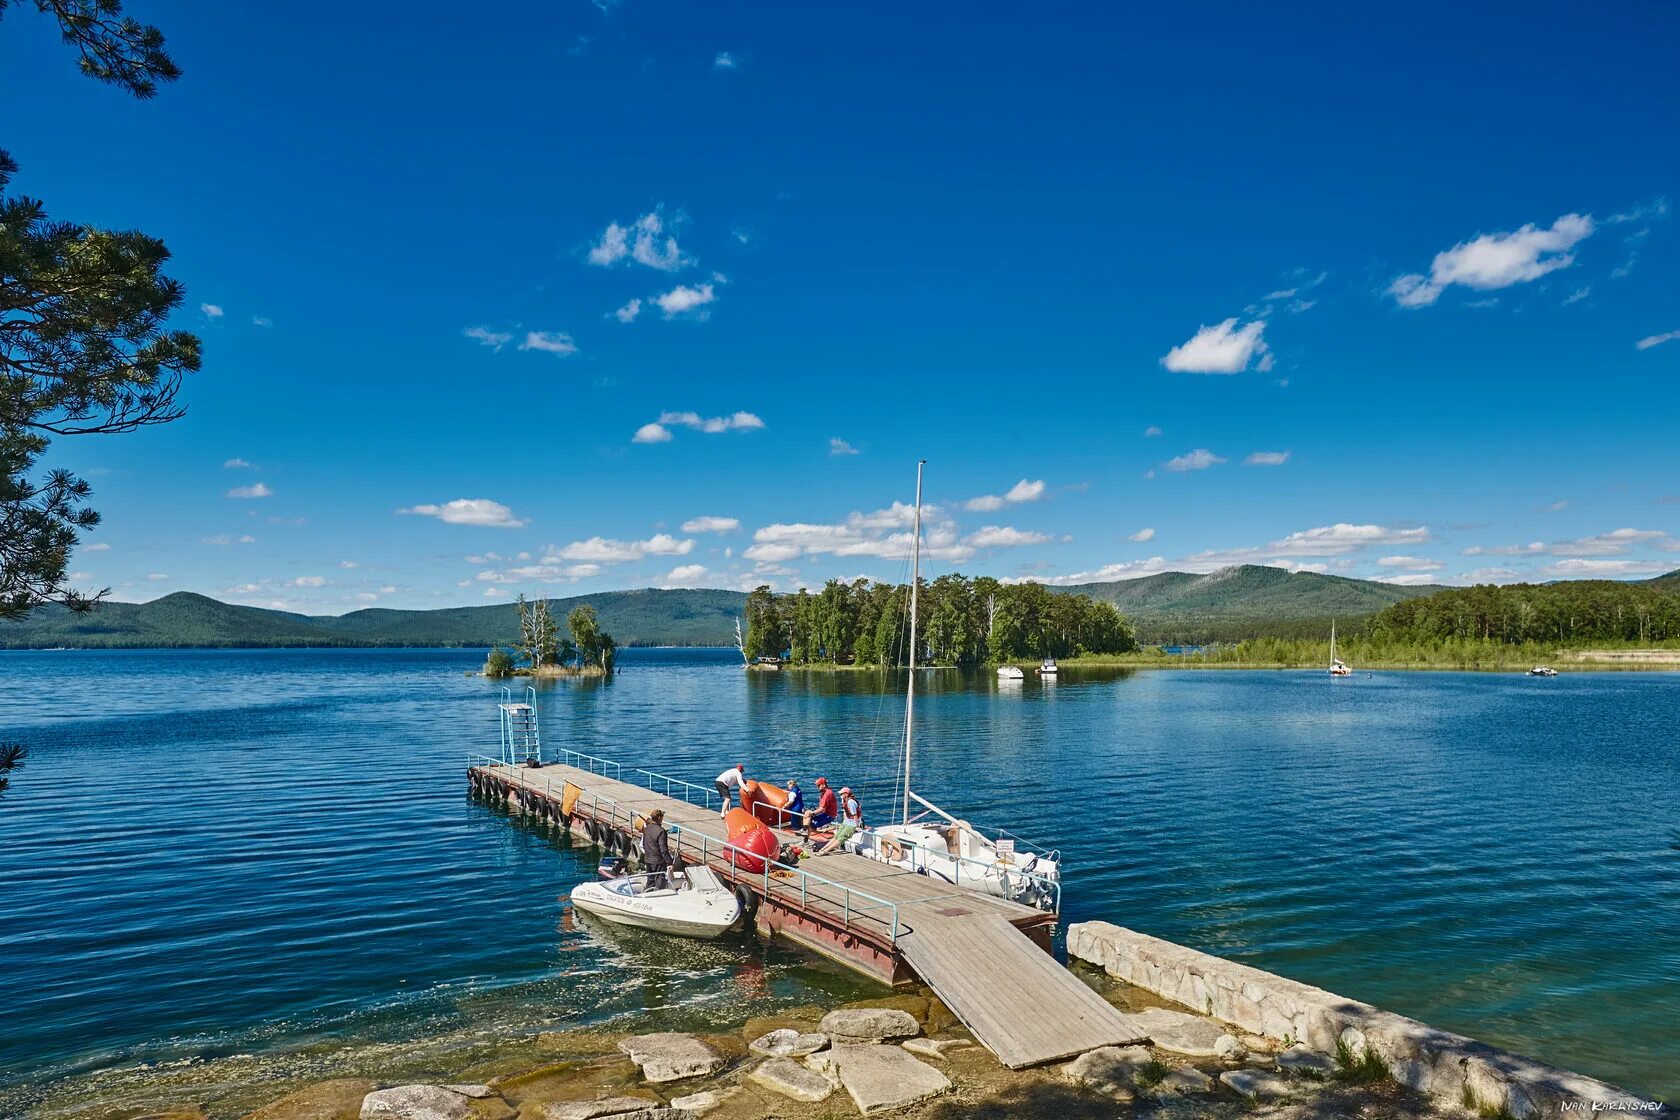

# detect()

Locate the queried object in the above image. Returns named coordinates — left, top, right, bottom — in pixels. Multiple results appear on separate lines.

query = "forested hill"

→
left=1064, top=565, right=1443, bottom=641
left=6, top=568, right=1672, bottom=649
left=0, top=589, right=749, bottom=649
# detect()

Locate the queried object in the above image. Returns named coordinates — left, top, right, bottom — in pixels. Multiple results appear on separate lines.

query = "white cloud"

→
left=1377, top=556, right=1444, bottom=571
left=553, top=534, right=694, bottom=562
left=1033, top=557, right=1172, bottom=586
left=829, top=437, right=860, bottom=456
left=475, top=562, right=602, bottom=585
left=654, top=282, right=716, bottom=317
left=682, top=516, right=740, bottom=533
left=1539, top=558, right=1672, bottom=578
left=1459, top=566, right=1523, bottom=584
left=1128, top=527, right=1155, bottom=542
left=201, top=534, right=256, bottom=546
left=1463, top=528, right=1674, bottom=558
left=746, top=502, right=974, bottom=565
left=1161, top=319, right=1270, bottom=374
left=614, top=298, right=642, bottom=323
left=339, top=560, right=359, bottom=569
left=146, top=572, right=170, bottom=581
left=84, top=542, right=111, bottom=552
left=397, top=498, right=527, bottom=528
left=201, top=303, right=224, bottom=318
left=1635, top=329, right=1680, bottom=351
left=1181, top=523, right=1433, bottom=569
left=1143, top=425, right=1162, bottom=437
left=252, top=315, right=273, bottom=327
left=963, top=478, right=1046, bottom=511
left=226, top=482, right=272, bottom=499
left=1244, top=450, right=1291, bottom=466
left=1388, top=213, right=1594, bottom=308
left=518, top=330, right=577, bottom=356
left=1543, top=499, right=1569, bottom=512
left=1375, top=573, right=1441, bottom=586
left=289, top=576, right=327, bottom=588
left=223, top=457, right=253, bottom=468
left=1563, top=286, right=1591, bottom=306
left=713, top=51, right=737, bottom=69
left=1165, top=449, right=1225, bottom=472
left=637, top=410, right=763, bottom=443
left=464, top=326, right=512, bottom=352
left=589, top=209, right=690, bottom=271
left=659, top=563, right=711, bottom=587
left=966, top=525, right=1051, bottom=549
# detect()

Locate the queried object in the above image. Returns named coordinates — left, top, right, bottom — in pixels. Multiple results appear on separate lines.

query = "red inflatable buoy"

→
left=728, top=822, right=780, bottom=874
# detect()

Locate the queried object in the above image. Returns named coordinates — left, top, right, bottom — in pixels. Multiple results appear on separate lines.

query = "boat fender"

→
left=733, top=884, right=759, bottom=925
left=879, top=836, right=905, bottom=863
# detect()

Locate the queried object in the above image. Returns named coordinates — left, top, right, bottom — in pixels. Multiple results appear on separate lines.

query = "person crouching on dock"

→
left=714, top=763, right=745, bottom=818
left=814, top=787, right=862, bottom=856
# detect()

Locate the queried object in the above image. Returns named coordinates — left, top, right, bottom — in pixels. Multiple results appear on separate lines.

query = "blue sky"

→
left=3, top=1, right=1678, bottom=613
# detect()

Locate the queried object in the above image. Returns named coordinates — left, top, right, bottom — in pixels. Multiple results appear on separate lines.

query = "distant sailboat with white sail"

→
left=1329, top=619, right=1353, bottom=677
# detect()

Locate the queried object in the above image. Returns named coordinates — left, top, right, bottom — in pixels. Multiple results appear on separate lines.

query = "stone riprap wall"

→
left=1067, top=922, right=1664, bottom=1119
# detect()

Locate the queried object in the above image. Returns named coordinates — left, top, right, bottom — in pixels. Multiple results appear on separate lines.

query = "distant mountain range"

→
left=3, top=566, right=1675, bottom=649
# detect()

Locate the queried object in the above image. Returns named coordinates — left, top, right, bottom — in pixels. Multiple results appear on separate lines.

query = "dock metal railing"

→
left=633, top=767, right=723, bottom=812
left=466, top=756, right=903, bottom=941
left=558, top=748, right=621, bottom=779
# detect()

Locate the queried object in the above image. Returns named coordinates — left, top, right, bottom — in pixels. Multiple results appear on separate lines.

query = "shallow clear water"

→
left=1, top=648, right=1675, bottom=1109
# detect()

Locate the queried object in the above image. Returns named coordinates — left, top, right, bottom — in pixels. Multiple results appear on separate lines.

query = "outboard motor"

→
left=597, top=855, right=630, bottom=881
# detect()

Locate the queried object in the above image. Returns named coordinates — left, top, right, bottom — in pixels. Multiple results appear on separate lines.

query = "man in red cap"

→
left=800, top=776, right=839, bottom=838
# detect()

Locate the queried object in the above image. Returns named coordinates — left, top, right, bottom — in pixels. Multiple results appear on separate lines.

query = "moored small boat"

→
left=1038, top=658, right=1058, bottom=676
left=1529, top=665, right=1558, bottom=677
left=568, top=865, right=742, bottom=939
left=997, top=665, right=1025, bottom=680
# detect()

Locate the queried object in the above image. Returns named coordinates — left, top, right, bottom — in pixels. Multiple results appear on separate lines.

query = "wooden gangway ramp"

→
left=470, top=758, right=1148, bottom=1068
left=898, top=912, right=1146, bottom=1068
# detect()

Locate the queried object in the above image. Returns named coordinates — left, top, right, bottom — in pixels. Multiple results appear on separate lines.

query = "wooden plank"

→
left=897, top=912, right=1148, bottom=1069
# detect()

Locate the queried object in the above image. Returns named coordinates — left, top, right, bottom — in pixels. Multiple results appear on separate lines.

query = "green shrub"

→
left=484, top=647, right=515, bottom=677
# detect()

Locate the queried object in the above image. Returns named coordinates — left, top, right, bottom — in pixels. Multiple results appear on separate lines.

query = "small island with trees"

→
left=484, top=596, right=617, bottom=678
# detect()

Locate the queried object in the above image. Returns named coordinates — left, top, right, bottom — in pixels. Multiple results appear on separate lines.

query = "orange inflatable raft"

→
left=723, top=806, right=780, bottom=873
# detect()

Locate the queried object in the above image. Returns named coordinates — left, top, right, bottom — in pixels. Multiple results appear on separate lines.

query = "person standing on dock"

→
left=641, top=809, right=673, bottom=890
left=714, top=763, right=745, bottom=817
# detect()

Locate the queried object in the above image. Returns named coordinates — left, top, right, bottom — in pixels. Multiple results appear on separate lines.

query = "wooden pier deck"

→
left=470, top=759, right=1148, bottom=1068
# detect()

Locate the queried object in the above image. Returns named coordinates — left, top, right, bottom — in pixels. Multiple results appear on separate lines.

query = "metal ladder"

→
left=499, top=686, right=541, bottom=765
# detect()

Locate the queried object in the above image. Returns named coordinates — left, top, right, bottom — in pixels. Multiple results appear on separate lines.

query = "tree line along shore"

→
left=743, top=575, right=1680, bottom=670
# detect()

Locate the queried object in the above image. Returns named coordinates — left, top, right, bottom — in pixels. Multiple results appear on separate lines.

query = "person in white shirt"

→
left=714, top=763, right=745, bottom=818
left=814, top=787, right=863, bottom=856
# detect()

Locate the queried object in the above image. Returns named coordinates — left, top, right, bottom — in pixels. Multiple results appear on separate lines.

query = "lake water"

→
left=1, top=648, right=1675, bottom=1114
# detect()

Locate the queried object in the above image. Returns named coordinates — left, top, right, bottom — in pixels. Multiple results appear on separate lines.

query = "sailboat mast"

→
left=903, top=459, right=925, bottom=826
left=1330, top=619, right=1337, bottom=667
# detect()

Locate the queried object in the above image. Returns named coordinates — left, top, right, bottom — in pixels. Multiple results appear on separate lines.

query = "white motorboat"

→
left=1529, top=665, right=1558, bottom=677
left=842, top=461, right=1062, bottom=912
left=568, top=865, right=742, bottom=939
left=1328, top=620, right=1353, bottom=677
left=1038, top=658, right=1058, bottom=676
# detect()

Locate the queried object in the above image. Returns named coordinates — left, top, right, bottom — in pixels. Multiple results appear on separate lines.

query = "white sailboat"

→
left=1329, top=620, right=1353, bottom=677
left=844, top=461, right=1063, bottom=911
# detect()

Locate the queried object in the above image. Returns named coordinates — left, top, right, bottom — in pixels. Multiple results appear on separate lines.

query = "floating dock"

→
left=469, top=752, right=1147, bottom=1068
